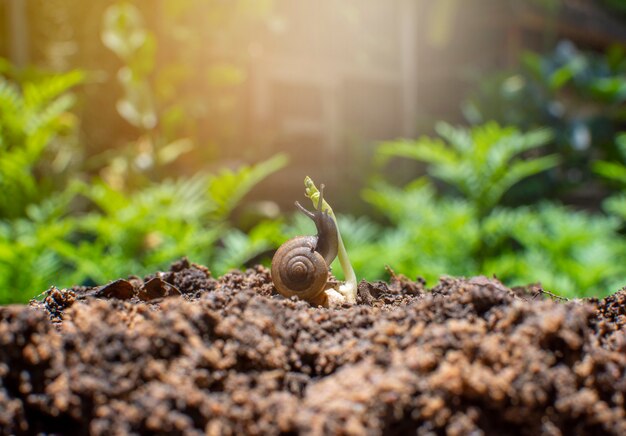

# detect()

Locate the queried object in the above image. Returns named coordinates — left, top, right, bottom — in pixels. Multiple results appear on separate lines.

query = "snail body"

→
left=271, top=185, right=338, bottom=306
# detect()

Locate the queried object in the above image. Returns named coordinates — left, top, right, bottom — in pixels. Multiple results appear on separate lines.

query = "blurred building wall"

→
left=245, top=0, right=513, bottom=204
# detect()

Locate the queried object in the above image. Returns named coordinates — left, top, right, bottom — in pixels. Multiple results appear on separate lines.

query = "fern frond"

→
left=206, top=154, right=287, bottom=220
left=377, top=138, right=456, bottom=167
left=0, top=77, right=21, bottom=115
left=26, top=93, right=76, bottom=135
left=435, top=122, right=473, bottom=153
left=213, top=227, right=273, bottom=275
left=376, top=123, right=555, bottom=212
left=23, top=70, right=84, bottom=109
left=487, top=154, right=559, bottom=206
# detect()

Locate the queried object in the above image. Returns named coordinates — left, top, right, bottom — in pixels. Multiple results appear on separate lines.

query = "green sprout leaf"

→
left=303, top=176, right=357, bottom=303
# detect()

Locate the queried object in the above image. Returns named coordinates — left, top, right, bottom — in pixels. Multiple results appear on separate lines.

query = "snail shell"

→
left=271, top=184, right=338, bottom=306
left=271, top=236, right=329, bottom=305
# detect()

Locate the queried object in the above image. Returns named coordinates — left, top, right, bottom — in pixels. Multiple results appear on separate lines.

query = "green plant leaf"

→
left=207, top=154, right=288, bottom=221
left=593, top=160, right=626, bottom=186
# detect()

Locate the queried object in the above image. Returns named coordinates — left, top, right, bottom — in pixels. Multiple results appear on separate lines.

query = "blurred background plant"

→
left=0, top=62, right=83, bottom=302
left=361, top=123, right=625, bottom=296
left=0, top=63, right=83, bottom=218
left=2, top=0, right=626, bottom=303
left=97, top=1, right=273, bottom=188
left=463, top=41, right=626, bottom=206
left=594, top=132, right=626, bottom=225
left=0, top=60, right=286, bottom=303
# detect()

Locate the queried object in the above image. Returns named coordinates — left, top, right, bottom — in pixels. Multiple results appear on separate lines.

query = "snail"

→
left=271, top=184, right=339, bottom=306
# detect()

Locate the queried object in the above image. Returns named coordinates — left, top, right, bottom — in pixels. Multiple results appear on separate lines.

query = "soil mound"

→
left=1, top=259, right=625, bottom=435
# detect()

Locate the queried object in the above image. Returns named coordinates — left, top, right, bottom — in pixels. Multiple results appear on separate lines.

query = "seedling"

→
left=303, top=177, right=358, bottom=304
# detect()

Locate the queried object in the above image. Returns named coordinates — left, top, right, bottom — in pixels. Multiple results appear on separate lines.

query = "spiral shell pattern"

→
left=271, top=236, right=329, bottom=302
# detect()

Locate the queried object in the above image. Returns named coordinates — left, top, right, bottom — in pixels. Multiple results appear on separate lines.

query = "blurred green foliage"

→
left=0, top=0, right=282, bottom=304
left=595, top=132, right=626, bottom=224
left=0, top=192, right=78, bottom=303
left=464, top=41, right=626, bottom=200
left=261, top=123, right=624, bottom=298
left=1, top=59, right=624, bottom=301
left=102, top=2, right=158, bottom=131
left=346, top=124, right=624, bottom=297
left=97, top=0, right=273, bottom=180
left=0, top=64, right=82, bottom=301
left=0, top=60, right=286, bottom=304
left=602, top=0, right=626, bottom=15
left=63, top=155, right=286, bottom=285
left=4, top=3, right=626, bottom=304
left=376, top=123, right=557, bottom=217
left=0, top=65, right=84, bottom=218
left=235, top=41, right=626, bottom=298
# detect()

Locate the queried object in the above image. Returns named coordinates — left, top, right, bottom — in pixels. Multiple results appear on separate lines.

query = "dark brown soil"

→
left=1, top=258, right=625, bottom=435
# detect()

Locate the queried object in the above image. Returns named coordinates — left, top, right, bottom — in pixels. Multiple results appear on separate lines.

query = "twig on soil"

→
left=385, top=265, right=398, bottom=280
left=531, top=286, right=569, bottom=302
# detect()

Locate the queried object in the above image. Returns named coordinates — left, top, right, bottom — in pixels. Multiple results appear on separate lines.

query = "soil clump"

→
left=1, top=258, right=625, bottom=435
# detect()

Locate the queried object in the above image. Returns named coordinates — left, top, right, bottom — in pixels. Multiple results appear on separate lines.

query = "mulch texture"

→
left=1, top=258, right=625, bottom=435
